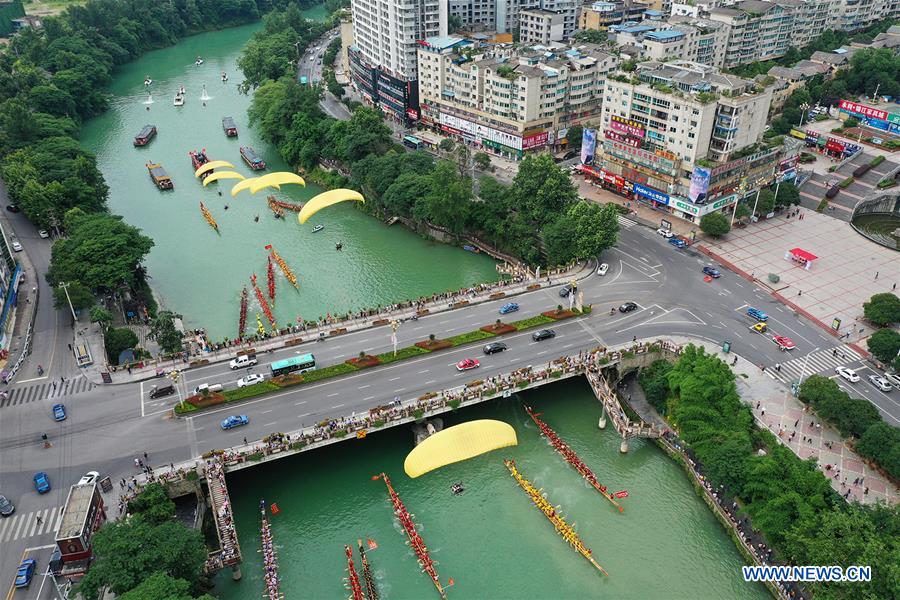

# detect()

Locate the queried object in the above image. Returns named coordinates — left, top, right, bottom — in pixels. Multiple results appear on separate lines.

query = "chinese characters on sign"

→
left=604, top=129, right=641, bottom=148
left=838, top=100, right=888, bottom=121
left=610, top=115, right=646, bottom=139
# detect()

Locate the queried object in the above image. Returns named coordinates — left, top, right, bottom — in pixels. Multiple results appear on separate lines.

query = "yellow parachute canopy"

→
left=194, top=160, right=235, bottom=178
left=403, top=419, right=517, bottom=478
left=298, top=189, right=365, bottom=224
left=202, top=171, right=246, bottom=187
left=230, top=178, right=259, bottom=197
left=249, top=171, right=306, bottom=194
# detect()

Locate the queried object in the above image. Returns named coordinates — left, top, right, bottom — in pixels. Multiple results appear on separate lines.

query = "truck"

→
left=193, top=383, right=223, bottom=395
left=229, top=353, right=258, bottom=370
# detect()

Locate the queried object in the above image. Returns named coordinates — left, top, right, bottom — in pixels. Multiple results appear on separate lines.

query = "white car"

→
left=11, top=241, right=22, bottom=252
left=868, top=374, right=892, bottom=392
left=78, top=471, right=100, bottom=486
left=237, top=374, right=265, bottom=388
left=38, top=230, right=49, bottom=239
left=656, top=228, right=674, bottom=238
left=835, top=366, right=860, bottom=383
left=596, top=263, right=609, bottom=276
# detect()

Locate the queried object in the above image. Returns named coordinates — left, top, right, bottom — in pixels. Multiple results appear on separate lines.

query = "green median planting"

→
left=174, top=306, right=590, bottom=415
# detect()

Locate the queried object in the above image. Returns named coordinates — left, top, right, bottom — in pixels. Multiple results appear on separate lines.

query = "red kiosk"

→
left=785, top=248, right=817, bottom=270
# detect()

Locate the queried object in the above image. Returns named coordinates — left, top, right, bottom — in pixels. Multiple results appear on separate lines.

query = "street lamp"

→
left=58, top=282, right=77, bottom=322
left=797, top=347, right=819, bottom=388
left=798, top=103, right=810, bottom=128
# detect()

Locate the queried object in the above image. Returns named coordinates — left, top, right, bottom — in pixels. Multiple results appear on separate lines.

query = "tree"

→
left=473, top=151, right=491, bottom=171
left=105, top=327, right=138, bottom=364
left=438, top=138, right=455, bottom=153
left=148, top=311, right=184, bottom=355
left=568, top=201, right=619, bottom=260
left=867, top=328, right=900, bottom=364
left=638, top=359, right=672, bottom=414
left=90, top=305, right=114, bottom=327
left=774, top=182, right=800, bottom=206
left=344, top=107, right=392, bottom=162
left=416, top=161, right=472, bottom=233
left=856, top=422, right=900, bottom=478
left=47, top=212, right=154, bottom=294
left=448, top=13, right=463, bottom=32
left=511, top=154, right=578, bottom=225
left=542, top=214, right=576, bottom=265
left=755, top=188, right=775, bottom=215
left=863, top=293, right=900, bottom=326
left=53, top=281, right=95, bottom=312
left=699, top=211, right=731, bottom=237
left=572, top=29, right=608, bottom=45
left=126, top=483, right=175, bottom=526
left=119, top=573, right=214, bottom=600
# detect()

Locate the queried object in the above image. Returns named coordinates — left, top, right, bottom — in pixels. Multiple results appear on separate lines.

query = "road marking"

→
left=417, top=369, right=429, bottom=374
left=261, top=410, right=273, bottom=414
left=388, top=377, right=401, bottom=381
left=263, top=422, right=278, bottom=428
left=295, top=400, right=308, bottom=405
left=140, top=380, right=145, bottom=418
left=298, top=413, right=311, bottom=418
left=425, top=380, right=436, bottom=384
left=358, top=384, right=371, bottom=389
left=364, top=395, right=375, bottom=400
left=395, top=388, right=405, bottom=392
left=15, top=376, right=48, bottom=384
left=327, top=392, right=339, bottom=397
left=331, top=403, right=345, bottom=409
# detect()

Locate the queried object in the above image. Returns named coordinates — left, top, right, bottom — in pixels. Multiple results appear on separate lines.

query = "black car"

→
left=532, top=329, right=556, bottom=341
left=5, top=204, right=19, bottom=213
left=559, top=285, right=574, bottom=297
left=618, top=302, right=638, bottom=313
left=148, top=383, right=175, bottom=399
left=483, top=342, right=508, bottom=355
left=0, top=494, right=14, bottom=517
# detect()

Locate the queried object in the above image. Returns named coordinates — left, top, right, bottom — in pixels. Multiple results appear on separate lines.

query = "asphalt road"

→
left=1, top=222, right=897, bottom=597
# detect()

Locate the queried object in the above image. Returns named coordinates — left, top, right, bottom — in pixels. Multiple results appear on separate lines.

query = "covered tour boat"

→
left=189, top=149, right=211, bottom=171
left=133, top=125, right=157, bottom=146
left=146, top=163, right=173, bottom=190
left=174, top=92, right=184, bottom=106
left=240, top=146, right=266, bottom=170
left=222, top=116, right=238, bottom=137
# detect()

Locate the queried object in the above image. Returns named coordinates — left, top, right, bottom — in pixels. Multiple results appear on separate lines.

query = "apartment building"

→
left=594, top=61, right=778, bottom=222
left=708, top=1, right=793, bottom=69
left=612, top=18, right=729, bottom=67
left=578, top=0, right=651, bottom=30
left=448, top=0, right=498, bottom=29
left=417, top=37, right=618, bottom=156
left=520, top=9, right=566, bottom=43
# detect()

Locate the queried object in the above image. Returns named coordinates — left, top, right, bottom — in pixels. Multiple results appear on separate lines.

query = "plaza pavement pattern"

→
left=701, top=207, right=899, bottom=345
left=680, top=339, right=898, bottom=507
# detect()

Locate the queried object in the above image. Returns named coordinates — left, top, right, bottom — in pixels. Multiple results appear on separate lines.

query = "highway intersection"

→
left=1, top=221, right=896, bottom=598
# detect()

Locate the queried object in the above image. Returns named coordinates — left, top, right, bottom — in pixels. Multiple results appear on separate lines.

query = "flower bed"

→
left=447, top=330, right=495, bottom=346
left=377, top=346, right=429, bottom=364
left=346, top=355, right=382, bottom=368
left=489, top=292, right=506, bottom=300
left=481, top=323, right=516, bottom=335
left=222, top=382, right=281, bottom=402
left=414, top=339, right=453, bottom=351
left=416, top=309, right=430, bottom=316
left=283, top=338, right=303, bottom=347
left=511, top=315, right=555, bottom=330
left=329, top=328, right=348, bottom=336
left=300, top=363, right=356, bottom=383
left=542, top=309, right=577, bottom=320
left=371, top=319, right=390, bottom=326
left=272, top=374, right=304, bottom=387
left=450, top=300, right=470, bottom=308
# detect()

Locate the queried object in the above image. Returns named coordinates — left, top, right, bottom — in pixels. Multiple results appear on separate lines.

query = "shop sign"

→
left=605, top=140, right=677, bottom=175
left=604, top=129, right=641, bottom=148
left=673, top=200, right=699, bottom=215
left=522, top=131, right=549, bottom=149
left=610, top=115, right=645, bottom=138
left=406, top=108, right=419, bottom=120
left=633, top=183, right=669, bottom=205
left=839, top=100, right=887, bottom=121
left=825, top=139, right=845, bottom=153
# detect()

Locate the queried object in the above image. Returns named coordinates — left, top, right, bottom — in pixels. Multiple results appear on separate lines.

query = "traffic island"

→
left=481, top=321, right=516, bottom=335
left=415, top=337, right=453, bottom=351
left=346, top=354, right=382, bottom=369
left=543, top=309, right=578, bottom=320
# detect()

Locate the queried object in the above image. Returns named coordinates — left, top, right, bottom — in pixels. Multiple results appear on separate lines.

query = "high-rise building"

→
left=349, top=0, right=447, bottom=121
left=708, top=1, right=793, bottom=69
left=611, top=18, right=729, bottom=67
left=519, top=9, right=566, bottom=43
left=417, top=37, right=618, bottom=156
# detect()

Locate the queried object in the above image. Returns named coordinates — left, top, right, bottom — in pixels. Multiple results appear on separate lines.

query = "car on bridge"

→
left=747, top=307, right=768, bottom=322
left=483, top=342, right=508, bottom=355
left=33, top=472, right=51, bottom=494
left=52, top=403, right=67, bottom=421
left=15, top=559, right=36, bottom=589
left=532, top=329, right=556, bottom=341
left=773, top=335, right=796, bottom=351
left=237, top=374, right=265, bottom=388
left=868, top=374, right=892, bottom=392
left=668, top=238, right=687, bottom=249
left=221, top=415, right=250, bottom=430
left=702, top=266, right=721, bottom=278
left=499, top=302, right=519, bottom=314
left=456, top=358, right=480, bottom=371
left=618, top=302, right=638, bottom=313
left=835, top=366, right=860, bottom=383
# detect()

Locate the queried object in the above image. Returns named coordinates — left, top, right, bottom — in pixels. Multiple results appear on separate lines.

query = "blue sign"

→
left=581, top=129, right=597, bottom=166
left=633, top=182, right=670, bottom=205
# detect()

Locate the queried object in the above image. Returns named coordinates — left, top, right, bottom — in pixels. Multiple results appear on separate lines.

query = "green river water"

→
left=214, top=381, right=768, bottom=599
left=78, top=14, right=768, bottom=599
left=79, top=19, right=499, bottom=342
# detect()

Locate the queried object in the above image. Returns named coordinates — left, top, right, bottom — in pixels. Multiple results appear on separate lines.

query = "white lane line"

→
left=417, top=369, right=429, bottom=374
left=263, top=422, right=278, bottom=428
left=261, top=410, right=273, bottom=414
left=425, top=380, right=436, bottom=384
left=364, top=395, right=375, bottom=400
left=395, top=388, right=405, bottom=392
left=358, top=384, right=371, bottom=389
left=331, top=403, right=345, bottom=409
left=388, top=377, right=401, bottom=381
left=295, top=400, right=308, bottom=406
left=327, top=392, right=339, bottom=397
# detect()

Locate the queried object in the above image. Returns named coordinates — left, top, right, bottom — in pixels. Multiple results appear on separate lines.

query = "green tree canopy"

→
left=511, top=154, right=578, bottom=225
left=53, top=281, right=95, bottom=313
left=863, top=293, right=900, bottom=326
left=699, top=211, right=731, bottom=237
left=89, top=305, right=114, bottom=326
left=105, top=327, right=138, bottom=364
left=867, top=328, right=900, bottom=364
left=119, top=572, right=214, bottom=600
left=148, top=310, right=184, bottom=355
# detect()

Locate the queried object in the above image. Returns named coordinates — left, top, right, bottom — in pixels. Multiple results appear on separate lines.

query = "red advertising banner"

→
left=614, top=490, right=629, bottom=498
left=604, top=129, right=641, bottom=148
left=406, top=108, right=419, bottom=120
left=522, top=131, right=549, bottom=149
left=825, top=139, right=846, bottom=153
left=838, top=100, right=887, bottom=121
left=610, top=115, right=645, bottom=138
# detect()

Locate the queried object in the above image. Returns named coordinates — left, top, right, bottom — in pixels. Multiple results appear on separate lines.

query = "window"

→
left=688, top=132, right=695, bottom=138
left=690, top=120, right=697, bottom=126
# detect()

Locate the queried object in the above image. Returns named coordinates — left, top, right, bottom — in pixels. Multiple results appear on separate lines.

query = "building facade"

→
left=612, top=18, right=729, bottom=67
left=519, top=8, right=566, bottom=43
left=708, top=1, right=793, bottom=69
left=417, top=37, right=618, bottom=156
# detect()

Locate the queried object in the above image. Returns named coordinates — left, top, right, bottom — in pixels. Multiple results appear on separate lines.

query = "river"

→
left=214, top=380, right=769, bottom=599
left=79, top=18, right=499, bottom=342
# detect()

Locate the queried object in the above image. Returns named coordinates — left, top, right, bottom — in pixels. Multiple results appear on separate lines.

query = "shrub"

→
left=246, top=452, right=264, bottom=462
left=863, top=293, right=900, bottom=326
left=412, top=408, right=425, bottom=419
left=877, top=179, right=897, bottom=189
left=699, top=212, right=730, bottom=237
left=867, top=328, right=900, bottom=364
left=870, top=155, right=885, bottom=167
left=333, top=430, right=348, bottom=438
left=447, top=330, right=494, bottom=346
left=449, top=399, right=461, bottom=409
left=638, top=359, right=672, bottom=415
left=838, top=176, right=854, bottom=188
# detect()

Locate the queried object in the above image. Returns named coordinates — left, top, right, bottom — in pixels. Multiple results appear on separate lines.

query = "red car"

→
left=773, top=335, right=796, bottom=351
left=456, top=358, right=480, bottom=371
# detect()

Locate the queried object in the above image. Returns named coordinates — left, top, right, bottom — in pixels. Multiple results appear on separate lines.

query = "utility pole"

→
left=798, top=347, right=819, bottom=387
left=58, top=282, right=77, bottom=322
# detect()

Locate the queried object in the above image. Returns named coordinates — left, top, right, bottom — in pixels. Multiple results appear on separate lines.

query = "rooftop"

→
left=645, top=29, right=685, bottom=41
left=57, top=484, right=98, bottom=541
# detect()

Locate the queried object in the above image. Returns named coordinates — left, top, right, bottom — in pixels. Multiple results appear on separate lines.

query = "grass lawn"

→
left=447, top=330, right=495, bottom=346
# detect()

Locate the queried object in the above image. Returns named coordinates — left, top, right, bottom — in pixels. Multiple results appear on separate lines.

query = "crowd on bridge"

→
left=259, top=500, right=282, bottom=600
left=206, top=459, right=240, bottom=571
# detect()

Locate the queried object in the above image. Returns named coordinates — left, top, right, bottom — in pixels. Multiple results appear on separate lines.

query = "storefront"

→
left=838, top=99, right=900, bottom=136
left=348, top=47, right=420, bottom=126
left=435, top=112, right=550, bottom=158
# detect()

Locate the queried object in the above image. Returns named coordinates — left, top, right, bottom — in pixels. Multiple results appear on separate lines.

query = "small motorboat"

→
left=174, top=93, right=184, bottom=106
left=240, top=146, right=266, bottom=170
left=195, top=56, right=204, bottom=66
left=221, top=71, right=228, bottom=83
left=311, top=225, right=324, bottom=233
left=147, top=162, right=173, bottom=190
left=189, top=149, right=211, bottom=171
left=179, top=84, right=186, bottom=95
left=144, top=76, right=152, bottom=86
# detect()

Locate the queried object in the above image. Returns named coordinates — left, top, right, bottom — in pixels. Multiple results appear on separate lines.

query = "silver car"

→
left=868, top=374, right=892, bottom=392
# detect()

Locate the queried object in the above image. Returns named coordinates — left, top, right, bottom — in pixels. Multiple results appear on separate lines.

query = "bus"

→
left=270, top=353, right=316, bottom=376
left=300, top=75, right=308, bottom=85
left=403, top=135, right=423, bottom=150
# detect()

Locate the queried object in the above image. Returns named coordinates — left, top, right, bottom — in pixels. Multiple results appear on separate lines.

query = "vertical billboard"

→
left=688, top=165, right=711, bottom=204
left=580, top=128, right=597, bottom=166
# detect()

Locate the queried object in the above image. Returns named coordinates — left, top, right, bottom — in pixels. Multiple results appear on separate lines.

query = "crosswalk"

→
left=0, top=505, right=64, bottom=544
left=617, top=215, right=637, bottom=228
left=768, top=344, right=865, bottom=385
left=1, top=377, right=95, bottom=408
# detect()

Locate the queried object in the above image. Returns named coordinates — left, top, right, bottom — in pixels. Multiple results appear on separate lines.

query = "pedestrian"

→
left=134, top=458, right=140, bottom=468
left=60, top=376, right=64, bottom=384
left=798, top=290, right=802, bottom=296
left=833, top=348, right=837, bottom=357
left=761, top=364, right=766, bottom=372
left=794, top=419, right=799, bottom=428
left=243, top=437, right=248, bottom=445
left=756, top=401, right=761, bottom=410
left=893, top=283, right=897, bottom=291
left=143, top=451, right=148, bottom=461
left=776, top=363, right=781, bottom=372
left=36, top=515, right=43, bottom=525
left=761, top=408, right=766, bottom=417
left=67, top=343, right=72, bottom=351
left=875, top=271, right=879, bottom=280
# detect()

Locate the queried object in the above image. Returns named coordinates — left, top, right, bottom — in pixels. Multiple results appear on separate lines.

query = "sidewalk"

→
left=81, top=260, right=596, bottom=385
left=1, top=244, right=39, bottom=384
left=575, top=176, right=697, bottom=237
left=670, top=337, right=898, bottom=507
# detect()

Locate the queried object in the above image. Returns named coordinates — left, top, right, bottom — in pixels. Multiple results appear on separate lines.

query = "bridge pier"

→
left=619, top=437, right=629, bottom=454
left=598, top=409, right=607, bottom=430
left=231, top=565, right=242, bottom=581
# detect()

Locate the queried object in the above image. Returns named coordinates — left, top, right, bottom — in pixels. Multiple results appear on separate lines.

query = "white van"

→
left=193, top=383, right=223, bottom=395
